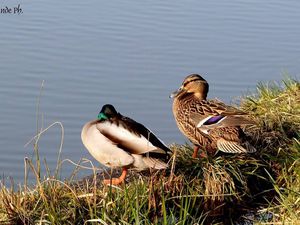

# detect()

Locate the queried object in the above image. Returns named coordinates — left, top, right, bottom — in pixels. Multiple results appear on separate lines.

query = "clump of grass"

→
left=240, top=77, right=300, bottom=223
left=0, top=77, right=299, bottom=224
left=242, top=77, right=299, bottom=137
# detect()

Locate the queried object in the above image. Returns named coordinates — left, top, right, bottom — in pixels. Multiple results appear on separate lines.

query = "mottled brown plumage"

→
left=170, top=74, right=256, bottom=157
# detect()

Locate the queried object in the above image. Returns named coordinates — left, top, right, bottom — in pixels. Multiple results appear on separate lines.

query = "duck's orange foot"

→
left=103, top=178, right=125, bottom=185
left=192, top=146, right=208, bottom=159
left=199, top=151, right=207, bottom=158
left=192, top=146, right=200, bottom=158
left=103, top=167, right=127, bottom=185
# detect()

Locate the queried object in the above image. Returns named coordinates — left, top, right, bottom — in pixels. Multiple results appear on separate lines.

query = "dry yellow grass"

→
left=0, top=77, right=299, bottom=224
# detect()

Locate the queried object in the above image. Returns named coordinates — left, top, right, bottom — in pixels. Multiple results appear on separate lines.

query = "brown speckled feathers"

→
left=171, top=74, right=256, bottom=155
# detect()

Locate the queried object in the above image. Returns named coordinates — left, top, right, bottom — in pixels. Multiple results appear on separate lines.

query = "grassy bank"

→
left=0, top=78, right=299, bottom=224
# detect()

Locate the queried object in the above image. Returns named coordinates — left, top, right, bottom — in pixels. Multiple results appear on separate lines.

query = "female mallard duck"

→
left=170, top=74, right=256, bottom=158
left=81, top=104, right=171, bottom=185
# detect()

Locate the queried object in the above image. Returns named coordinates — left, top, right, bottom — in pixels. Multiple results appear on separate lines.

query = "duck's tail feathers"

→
left=143, top=157, right=168, bottom=170
left=217, top=139, right=256, bottom=153
left=149, top=147, right=173, bottom=159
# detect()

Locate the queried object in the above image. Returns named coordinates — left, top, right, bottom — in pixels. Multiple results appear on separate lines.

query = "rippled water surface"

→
left=1, top=0, right=300, bottom=182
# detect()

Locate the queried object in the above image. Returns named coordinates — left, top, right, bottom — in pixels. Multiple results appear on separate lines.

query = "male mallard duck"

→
left=81, top=104, right=171, bottom=185
left=170, top=74, right=256, bottom=158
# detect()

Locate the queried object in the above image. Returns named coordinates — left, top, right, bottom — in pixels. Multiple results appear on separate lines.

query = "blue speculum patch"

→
left=203, top=115, right=225, bottom=125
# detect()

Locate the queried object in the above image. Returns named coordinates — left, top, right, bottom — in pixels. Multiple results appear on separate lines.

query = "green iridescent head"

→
left=98, top=104, right=118, bottom=120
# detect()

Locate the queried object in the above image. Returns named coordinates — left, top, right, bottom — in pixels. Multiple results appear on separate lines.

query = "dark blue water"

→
left=1, top=0, right=300, bottom=183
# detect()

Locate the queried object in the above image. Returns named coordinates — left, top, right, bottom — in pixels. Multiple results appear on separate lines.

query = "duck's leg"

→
left=192, top=145, right=207, bottom=158
left=103, top=167, right=127, bottom=185
left=192, top=146, right=200, bottom=158
left=199, top=151, right=207, bottom=158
